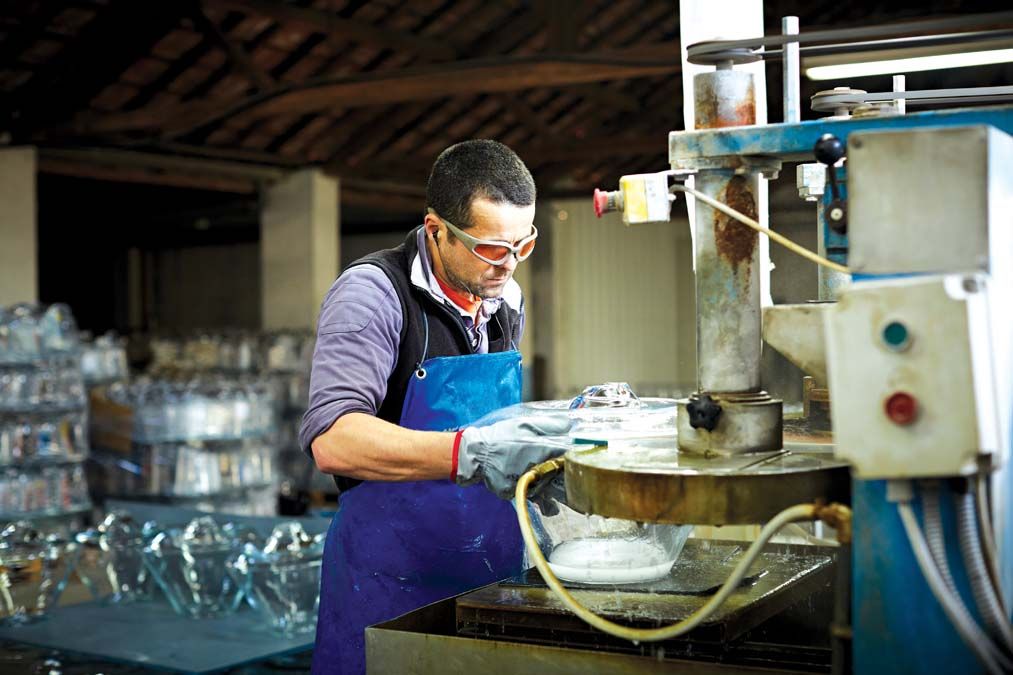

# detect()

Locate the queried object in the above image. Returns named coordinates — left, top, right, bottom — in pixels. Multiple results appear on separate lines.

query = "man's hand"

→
left=455, top=417, right=573, bottom=500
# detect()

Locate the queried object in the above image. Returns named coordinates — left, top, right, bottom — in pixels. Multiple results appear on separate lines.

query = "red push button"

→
left=885, top=392, right=918, bottom=425
left=593, top=188, right=609, bottom=218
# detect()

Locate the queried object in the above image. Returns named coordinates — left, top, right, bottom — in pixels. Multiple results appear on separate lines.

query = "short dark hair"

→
left=426, top=139, right=535, bottom=229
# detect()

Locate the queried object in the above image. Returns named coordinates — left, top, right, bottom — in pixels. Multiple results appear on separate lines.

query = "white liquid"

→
left=547, top=537, right=674, bottom=585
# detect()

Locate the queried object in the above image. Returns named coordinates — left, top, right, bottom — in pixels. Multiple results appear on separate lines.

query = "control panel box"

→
left=848, top=125, right=1013, bottom=277
left=825, top=274, right=1001, bottom=478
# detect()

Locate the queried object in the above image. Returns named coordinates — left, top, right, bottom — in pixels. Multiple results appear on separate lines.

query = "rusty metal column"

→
left=676, top=68, right=782, bottom=455
left=693, top=69, right=761, bottom=392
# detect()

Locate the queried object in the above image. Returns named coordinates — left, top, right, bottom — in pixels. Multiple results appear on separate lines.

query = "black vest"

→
left=333, top=227, right=522, bottom=491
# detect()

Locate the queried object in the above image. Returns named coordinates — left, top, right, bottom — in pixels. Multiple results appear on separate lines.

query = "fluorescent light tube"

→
left=806, top=48, right=1013, bottom=80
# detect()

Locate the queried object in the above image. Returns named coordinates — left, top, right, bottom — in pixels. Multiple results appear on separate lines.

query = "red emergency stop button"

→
left=593, top=188, right=609, bottom=218
left=885, top=392, right=918, bottom=425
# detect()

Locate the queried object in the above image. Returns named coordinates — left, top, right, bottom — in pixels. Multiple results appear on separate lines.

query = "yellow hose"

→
left=515, top=459, right=819, bottom=642
left=671, top=183, right=852, bottom=275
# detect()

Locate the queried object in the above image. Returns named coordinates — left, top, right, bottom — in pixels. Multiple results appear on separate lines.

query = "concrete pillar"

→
left=0, top=147, right=38, bottom=305
left=260, top=169, right=339, bottom=330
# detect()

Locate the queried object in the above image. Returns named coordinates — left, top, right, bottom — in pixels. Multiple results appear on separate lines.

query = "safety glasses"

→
left=429, top=208, right=538, bottom=266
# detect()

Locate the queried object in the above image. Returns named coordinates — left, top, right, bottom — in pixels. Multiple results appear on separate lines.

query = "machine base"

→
left=366, top=540, right=839, bottom=674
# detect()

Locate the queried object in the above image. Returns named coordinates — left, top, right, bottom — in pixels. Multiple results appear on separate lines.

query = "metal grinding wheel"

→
left=564, top=438, right=850, bottom=525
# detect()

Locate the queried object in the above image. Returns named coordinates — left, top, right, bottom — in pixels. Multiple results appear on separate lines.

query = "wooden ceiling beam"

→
left=519, top=135, right=668, bottom=164
left=203, top=0, right=459, bottom=61
left=191, top=1, right=275, bottom=90
left=9, top=0, right=182, bottom=136
left=66, top=43, right=680, bottom=139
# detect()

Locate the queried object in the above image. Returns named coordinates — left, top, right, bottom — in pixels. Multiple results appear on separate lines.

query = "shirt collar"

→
left=411, top=227, right=504, bottom=323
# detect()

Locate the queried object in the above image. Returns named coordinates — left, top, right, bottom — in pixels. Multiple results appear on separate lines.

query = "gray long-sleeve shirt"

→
left=299, top=228, right=524, bottom=456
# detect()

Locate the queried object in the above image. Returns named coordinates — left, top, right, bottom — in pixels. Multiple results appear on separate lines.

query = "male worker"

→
left=300, top=139, right=569, bottom=675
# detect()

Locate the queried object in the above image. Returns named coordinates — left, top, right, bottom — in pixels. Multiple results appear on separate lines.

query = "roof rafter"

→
left=65, top=43, right=680, bottom=140
left=203, top=0, right=460, bottom=61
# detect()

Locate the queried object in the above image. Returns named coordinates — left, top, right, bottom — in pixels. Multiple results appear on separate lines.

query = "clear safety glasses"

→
left=429, top=208, right=538, bottom=266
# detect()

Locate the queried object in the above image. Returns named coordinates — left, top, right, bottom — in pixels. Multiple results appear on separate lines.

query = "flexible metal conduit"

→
left=976, top=473, right=1008, bottom=616
left=920, top=482, right=1011, bottom=670
left=898, top=500, right=1006, bottom=674
left=956, top=486, right=1013, bottom=654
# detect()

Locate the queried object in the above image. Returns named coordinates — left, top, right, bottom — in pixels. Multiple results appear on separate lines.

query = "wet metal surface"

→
left=456, top=540, right=835, bottom=645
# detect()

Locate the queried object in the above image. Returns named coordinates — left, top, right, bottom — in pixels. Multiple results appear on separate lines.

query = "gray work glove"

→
left=456, top=416, right=573, bottom=501
left=526, top=473, right=568, bottom=517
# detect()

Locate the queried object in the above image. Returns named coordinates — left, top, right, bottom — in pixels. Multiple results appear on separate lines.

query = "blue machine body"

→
left=669, top=103, right=1013, bottom=674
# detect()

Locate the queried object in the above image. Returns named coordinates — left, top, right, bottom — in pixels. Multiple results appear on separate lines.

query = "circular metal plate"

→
left=564, top=439, right=850, bottom=526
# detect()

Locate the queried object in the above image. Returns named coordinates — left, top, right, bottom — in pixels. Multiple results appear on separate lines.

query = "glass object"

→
left=0, top=411, right=88, bottom=466
left=534, top=503, right=693, bottom=585
left=80, top=332, right=128, bottom=384
left=6, top=304, right=41, bottom=362
left=38, top=304, right=79, bottom=354
left=0, top=462, right=90, bottom=518
left=75, top=511, right=149, bottom=604
left=568, top=381, right=642, bottom=409
left=228, top=522, right=324, bottom=635
left=142, top=517, right=244, bottom=618
left=0, top=522, right=80, bottom=625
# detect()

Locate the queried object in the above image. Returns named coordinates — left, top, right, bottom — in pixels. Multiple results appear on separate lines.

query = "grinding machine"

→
left=367, top=8, right=1013, bottom=674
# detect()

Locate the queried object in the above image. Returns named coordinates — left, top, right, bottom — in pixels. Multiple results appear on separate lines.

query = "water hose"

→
left=670, top=182, right=851, bottom=275
left=515, top=458, right=823, bottom=642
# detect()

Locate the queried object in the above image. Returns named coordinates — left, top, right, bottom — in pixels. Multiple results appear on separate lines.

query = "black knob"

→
left=814, top=133, right=845, bottom=166
left=687, top=394, right=722, bottom=432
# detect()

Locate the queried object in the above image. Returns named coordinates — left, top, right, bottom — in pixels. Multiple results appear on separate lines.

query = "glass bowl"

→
left=75, top=511, right=150, bottom=604
left=0, top=522, right=80, bottom=625
left=532, top=502, right=692, bottom=585
left=227, top=522, right=324, bottom=635
left=142, top=516, right=244, bottom=618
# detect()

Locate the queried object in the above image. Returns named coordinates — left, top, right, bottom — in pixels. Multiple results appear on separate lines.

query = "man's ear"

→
left=423, top=211, right=441, bottom=240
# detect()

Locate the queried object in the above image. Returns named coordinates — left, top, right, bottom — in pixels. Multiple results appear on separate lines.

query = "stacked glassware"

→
left=0, top=303, right=92, bottom=527
left=89, top=376, right=279, bottom=516
left=80, top=332, right=128, bottom=386
left=146, top=331, right=322, bottom=501
left=260, top=332, right=328, bottom=497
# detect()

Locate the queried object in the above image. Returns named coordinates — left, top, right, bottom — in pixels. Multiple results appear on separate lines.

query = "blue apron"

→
left=311, top=347, right=524, bottom=675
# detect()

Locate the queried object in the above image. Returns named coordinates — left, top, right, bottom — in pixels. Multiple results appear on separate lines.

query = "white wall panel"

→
left=545, top=198, right=695, bottom=399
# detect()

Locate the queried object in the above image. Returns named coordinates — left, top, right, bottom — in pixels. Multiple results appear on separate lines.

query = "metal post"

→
left=782, top=16, right=801, bottom=124
left=893, top=74, right=906, bottom=114
left=676, top=69, right=782, bottom=455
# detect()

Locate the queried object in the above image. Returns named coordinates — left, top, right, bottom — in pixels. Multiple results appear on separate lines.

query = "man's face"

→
left=428, top=197, right=536, bottom=300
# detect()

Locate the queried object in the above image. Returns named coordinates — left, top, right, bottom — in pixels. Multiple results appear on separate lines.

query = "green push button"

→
left=882, top=321, right=911, bottom=351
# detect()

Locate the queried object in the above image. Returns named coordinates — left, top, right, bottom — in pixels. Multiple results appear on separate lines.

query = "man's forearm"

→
left=310, top=412, right=455, bottom=481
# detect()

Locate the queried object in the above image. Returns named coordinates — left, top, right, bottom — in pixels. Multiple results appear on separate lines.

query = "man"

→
left=300, top=139, right=569, bottom=675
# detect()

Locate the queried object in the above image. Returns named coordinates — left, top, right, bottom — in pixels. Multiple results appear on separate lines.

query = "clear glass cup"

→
left=0, top=522, right=80, bottom=625
left=7, top=304, right=41, bottom=362
left=39, top=304, right=79, bottom=354
left=227, top=522, right=324, bottom=635
left=75, top=511, right=149, bottom=604
left=142, top=517, right=244, bottom=619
